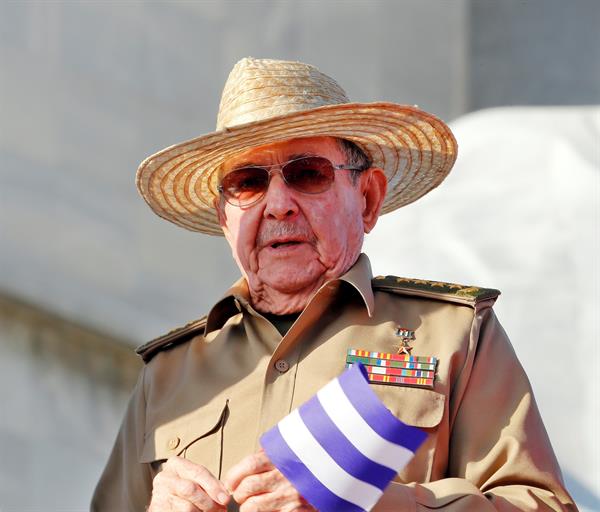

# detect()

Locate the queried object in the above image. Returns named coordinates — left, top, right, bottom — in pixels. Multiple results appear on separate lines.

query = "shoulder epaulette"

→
left=372, top=275, right=500, bottom=307
left=135, top=316, right=207, bottom=364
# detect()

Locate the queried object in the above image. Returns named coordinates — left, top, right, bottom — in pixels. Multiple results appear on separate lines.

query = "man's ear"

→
left=360, top=167, right=387, bottom=233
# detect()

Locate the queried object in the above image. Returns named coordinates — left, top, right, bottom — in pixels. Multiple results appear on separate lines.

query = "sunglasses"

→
left=217, top=156, right=364, bottom=207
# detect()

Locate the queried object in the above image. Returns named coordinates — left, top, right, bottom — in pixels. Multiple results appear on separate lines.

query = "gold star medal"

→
left=395, top=326, right=415, bottom=355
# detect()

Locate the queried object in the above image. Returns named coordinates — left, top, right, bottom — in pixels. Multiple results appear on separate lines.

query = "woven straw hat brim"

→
left=136, top=102, right=457, bottom=236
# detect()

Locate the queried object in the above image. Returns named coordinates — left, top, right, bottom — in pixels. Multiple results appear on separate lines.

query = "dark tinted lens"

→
left=220, top=167, right=269, bottom=205
left=282, top=157, right=335, bottom=194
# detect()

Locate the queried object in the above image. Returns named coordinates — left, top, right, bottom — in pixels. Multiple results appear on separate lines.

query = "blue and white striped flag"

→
left=260, top=363, right=427, bottom=512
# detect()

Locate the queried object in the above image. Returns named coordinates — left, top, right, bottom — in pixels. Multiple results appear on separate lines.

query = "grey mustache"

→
left=257, top=222, right=315, bottom=247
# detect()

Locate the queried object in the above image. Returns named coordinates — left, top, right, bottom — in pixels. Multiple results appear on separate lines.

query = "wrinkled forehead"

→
left=221, top=136, right=344, bottom=173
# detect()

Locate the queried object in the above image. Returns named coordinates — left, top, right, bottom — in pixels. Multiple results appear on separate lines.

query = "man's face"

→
left=216, top=136, right=385, bottom=312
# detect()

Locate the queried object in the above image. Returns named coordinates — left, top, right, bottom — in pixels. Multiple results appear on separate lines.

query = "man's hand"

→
left=148, top=456, right=230, bottom=511
left=223, top=450, right=315, bottom=512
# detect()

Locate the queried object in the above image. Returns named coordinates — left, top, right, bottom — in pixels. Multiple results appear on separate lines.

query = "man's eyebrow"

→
left=229, top=153, right=315, bottom=171
left=230, top=159, right=261, bottom=169
left=287, top=153, right=314, bottom=161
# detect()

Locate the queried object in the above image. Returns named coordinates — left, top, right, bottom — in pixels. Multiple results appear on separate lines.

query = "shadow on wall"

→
left=0, top=293, right=141, bottom=509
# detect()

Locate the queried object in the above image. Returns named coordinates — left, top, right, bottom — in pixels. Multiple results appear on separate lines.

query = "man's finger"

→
left=232, top=469, right=281, bottom=503
left=239, top=490, right=310, bottom=512
left=153, top=471, right=220, bottom=510
left=149, top=489, right=202, bottom=512
left=223, top=450, right=274, bottom=493
left=167, top=493, right=202, bottom=512
left=164, top=456, right=230, bottom=506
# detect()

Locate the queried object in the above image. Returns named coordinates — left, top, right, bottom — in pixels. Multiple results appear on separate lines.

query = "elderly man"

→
left=92, top=58, right=576, bottom=511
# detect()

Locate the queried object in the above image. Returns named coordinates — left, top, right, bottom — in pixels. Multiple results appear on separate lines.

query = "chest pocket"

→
left=370, top=385, right=446, bottom=483
left=140, top=399, right=229, bottom=479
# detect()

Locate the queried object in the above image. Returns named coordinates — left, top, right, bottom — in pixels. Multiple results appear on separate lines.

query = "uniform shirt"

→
left=91, top=254, right=576, bottom=511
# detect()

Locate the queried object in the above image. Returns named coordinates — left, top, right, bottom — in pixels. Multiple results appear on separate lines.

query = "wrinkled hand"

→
left=224, top=449, right=316, bottom=512
left=148, top=456, right=230, bottom=511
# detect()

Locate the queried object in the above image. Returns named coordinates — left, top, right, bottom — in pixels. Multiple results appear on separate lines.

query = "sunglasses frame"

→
left=217, top=156, right=365, bottom=208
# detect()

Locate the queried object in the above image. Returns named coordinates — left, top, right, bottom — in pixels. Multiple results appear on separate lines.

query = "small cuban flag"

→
left=260, top=363, right=427, bottom=512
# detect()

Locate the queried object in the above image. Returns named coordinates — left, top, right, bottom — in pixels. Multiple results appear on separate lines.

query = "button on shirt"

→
left=91, top=254, right=576, bottom=511
left=274, top=359, right=290, bottom=373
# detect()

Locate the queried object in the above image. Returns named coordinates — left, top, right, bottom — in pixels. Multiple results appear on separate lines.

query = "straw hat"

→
left=136, top=58, right=458, bottom=235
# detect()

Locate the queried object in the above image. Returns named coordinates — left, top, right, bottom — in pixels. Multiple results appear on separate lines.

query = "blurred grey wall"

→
left=0, top=1, right=598, bottom=510
left=469, top=0, right=600, bottom=110
left=0, top=294, right=141, bottom=509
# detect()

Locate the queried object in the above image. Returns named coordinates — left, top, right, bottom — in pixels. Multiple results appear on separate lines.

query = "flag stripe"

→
left=299, top=394, right=396, bottom=490
left=261, top=425, right=365, bottom=512
left=278, top=409, right=383, bottom=511
left=260, top=363, right=428, bottom=511
left=317, top=377, right=415, bottom=472
left=338, top=365, right=428, bottom=453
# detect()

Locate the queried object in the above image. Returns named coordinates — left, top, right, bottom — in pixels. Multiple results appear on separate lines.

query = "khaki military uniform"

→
left=92, top=255, right=576, bottom=511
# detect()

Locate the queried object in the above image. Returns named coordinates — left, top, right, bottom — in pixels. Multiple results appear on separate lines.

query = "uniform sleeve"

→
left=91, top=367, right=153, bottom=511
left=373, top=307, right=577, bottom=511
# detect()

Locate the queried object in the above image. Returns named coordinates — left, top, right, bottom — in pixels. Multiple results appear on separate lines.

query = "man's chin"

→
left=257, top=265, right=325, bottom=295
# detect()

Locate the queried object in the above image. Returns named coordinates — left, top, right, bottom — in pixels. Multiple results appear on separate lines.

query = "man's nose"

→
left=262, top=172, right=299, bottom=220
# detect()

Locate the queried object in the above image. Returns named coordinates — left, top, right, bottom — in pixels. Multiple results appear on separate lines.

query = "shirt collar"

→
left=204, top=278, right=250, bottom=334
left=204, top=252, right=375, bottom=334
left=336, top=253, right=375, bottom=317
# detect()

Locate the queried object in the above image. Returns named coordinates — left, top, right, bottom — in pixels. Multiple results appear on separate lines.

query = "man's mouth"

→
left=270, top=240, right=302, bottom=249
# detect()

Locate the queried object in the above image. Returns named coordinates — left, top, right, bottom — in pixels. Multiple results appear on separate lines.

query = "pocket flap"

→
left=371, top=386, right=445, bottom=428
left=140, top=400, right=228, bottom=463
